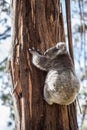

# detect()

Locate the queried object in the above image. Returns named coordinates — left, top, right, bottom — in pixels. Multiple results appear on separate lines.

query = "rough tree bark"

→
left=10, top=0, right=78, bottom=130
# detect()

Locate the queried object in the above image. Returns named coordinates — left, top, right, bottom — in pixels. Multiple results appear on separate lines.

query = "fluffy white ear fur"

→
left=56, top=42, right=66, bottom=48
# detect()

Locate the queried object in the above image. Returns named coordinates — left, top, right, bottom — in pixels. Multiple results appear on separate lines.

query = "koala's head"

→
left=44, top=42, right=67, bottom=59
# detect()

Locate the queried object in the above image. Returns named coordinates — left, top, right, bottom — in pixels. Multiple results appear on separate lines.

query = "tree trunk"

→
left=10, top=0, right=78, bottom=130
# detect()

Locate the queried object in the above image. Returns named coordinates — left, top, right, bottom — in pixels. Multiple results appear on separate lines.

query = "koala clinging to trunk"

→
left=29, top=42, right=80, bottom=105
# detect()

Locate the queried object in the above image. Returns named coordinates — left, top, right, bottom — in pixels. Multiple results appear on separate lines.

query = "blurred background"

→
left=0, top=0, right=87, bottom=130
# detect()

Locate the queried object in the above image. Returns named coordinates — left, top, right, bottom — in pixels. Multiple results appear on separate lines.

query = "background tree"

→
left=1, top=0, right=87, bottom=130
left=9, top=0, right=79, bottom=130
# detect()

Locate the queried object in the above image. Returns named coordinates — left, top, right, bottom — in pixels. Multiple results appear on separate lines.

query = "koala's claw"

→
left=32, top=47, right=35, bottom=50
left=29, top=47, right=35, bottom=54
left=29, top=48, right=32, bottom=53
left=29, top=48, right=31, bottom=51
left=29, top=47, right=42, bottom=55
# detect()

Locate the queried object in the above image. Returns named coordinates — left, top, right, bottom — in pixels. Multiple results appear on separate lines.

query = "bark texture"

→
left=10, top=0, right=78, bottom=130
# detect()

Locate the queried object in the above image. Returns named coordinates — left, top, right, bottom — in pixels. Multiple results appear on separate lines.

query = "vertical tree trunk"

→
left=10, top=0, right=78, bottom=130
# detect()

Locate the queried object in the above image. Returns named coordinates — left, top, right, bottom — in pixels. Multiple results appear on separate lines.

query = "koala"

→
left=29, top=42, right=80, bottom=105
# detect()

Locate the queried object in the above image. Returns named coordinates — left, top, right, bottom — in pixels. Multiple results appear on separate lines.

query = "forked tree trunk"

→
left=10, top=0, right=78, bottom=130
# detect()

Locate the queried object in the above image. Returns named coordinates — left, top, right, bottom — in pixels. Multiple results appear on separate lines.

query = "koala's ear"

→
left=56, top=43, right=59, bottom=48
left=56, top=42, right=66, bottom=48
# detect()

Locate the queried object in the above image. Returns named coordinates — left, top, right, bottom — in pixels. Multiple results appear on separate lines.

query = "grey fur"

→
left=29, top=42, right=80, bottom=105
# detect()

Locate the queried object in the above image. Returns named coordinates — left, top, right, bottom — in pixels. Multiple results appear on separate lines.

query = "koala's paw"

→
left=29, top=48, right=42, bottom=55
left=29, top=47, right=35, bottom=54
left=44, top=97, right=53, bottom=105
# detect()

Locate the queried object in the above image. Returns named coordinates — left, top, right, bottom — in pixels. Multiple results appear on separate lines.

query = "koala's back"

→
left=49, top=53, right=74, bottom=70
left=44, top=53, right=80, bottom=105
left=44, top=69, right=80, bottom=105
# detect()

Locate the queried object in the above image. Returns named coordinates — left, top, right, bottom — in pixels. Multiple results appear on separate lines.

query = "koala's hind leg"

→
left=44, top=84, right=53, bottom=105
